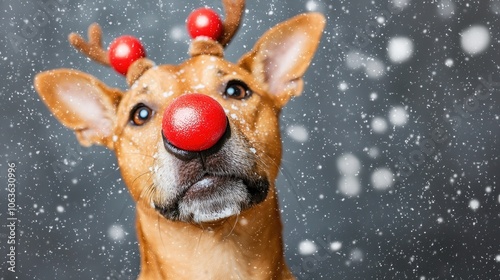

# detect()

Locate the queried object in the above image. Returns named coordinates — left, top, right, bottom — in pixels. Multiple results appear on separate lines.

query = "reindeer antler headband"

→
left=68, top=0, right=245, bottom=86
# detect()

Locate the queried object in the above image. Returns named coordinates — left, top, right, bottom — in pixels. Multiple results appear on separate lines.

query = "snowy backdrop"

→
left=1, top=0, right=500, bottom=279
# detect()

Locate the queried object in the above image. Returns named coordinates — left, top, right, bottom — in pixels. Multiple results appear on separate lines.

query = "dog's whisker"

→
left=132, top=170, right=153, bottom=186
left=120, top=151, right=156, bottom=158
left=223, top=214, right=239, bottom=240
left=158, top=208, right=168, bottom=254
left=250, top=143, right=306, bottom=214
left=194, top=228, right=204, bottom=256
left=114, top=198, right=132, bottom=223
left=278, top=164, right=307, bottom=214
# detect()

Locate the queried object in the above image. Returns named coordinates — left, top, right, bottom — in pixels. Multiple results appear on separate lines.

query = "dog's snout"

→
left=162, top=93, right=229, bottom=160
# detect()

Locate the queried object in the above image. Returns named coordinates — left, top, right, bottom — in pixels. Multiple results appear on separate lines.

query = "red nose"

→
left=162, top=93, right=228, bottom=152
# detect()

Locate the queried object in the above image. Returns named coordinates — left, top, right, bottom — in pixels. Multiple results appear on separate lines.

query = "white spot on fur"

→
left=163, top=91, right=174, bottom=97
left=193, top=206, right=237, bottom=222
left=152, top=145, right=180, bottom=205
left=192, top=84, right=205, bottom=90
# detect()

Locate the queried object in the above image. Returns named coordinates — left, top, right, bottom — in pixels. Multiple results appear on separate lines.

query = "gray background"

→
left=1, top=0, right=499, bottom=279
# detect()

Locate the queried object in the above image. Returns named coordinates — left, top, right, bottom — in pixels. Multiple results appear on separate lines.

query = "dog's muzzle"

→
left=155, top=93, right=269, bottom=223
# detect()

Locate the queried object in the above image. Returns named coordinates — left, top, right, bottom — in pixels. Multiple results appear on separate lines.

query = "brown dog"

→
left=34, top=1, right=324, bottom=278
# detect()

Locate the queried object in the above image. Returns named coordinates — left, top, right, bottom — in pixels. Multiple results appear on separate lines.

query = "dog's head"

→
left=34, top=4, right=324, bottom=223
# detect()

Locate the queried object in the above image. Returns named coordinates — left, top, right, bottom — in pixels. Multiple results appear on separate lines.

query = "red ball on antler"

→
left=187, top=8, right=224, bottom=41
left=108, top=35, right=146, bottom=75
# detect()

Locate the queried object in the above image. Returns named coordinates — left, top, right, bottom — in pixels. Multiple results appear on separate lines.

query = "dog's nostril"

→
left=162, top=93, right=228, bottom=152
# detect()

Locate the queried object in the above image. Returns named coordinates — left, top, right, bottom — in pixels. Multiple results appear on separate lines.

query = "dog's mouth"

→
left=154, top=174, right=269, bottom=223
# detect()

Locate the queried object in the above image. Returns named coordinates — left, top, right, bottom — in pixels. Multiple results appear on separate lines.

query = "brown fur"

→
left=34, top=13, right=325, bottom=279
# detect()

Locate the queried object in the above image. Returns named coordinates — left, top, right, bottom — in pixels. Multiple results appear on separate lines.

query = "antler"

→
left=68, top=23, right=110, bottom=66
left=220, top=0, right=245, bottom=47
left=68, top=2, right=245, bottom=64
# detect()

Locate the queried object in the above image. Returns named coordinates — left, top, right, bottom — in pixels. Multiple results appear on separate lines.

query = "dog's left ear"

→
left=238, top=13, right=325, bottom=108
left=34, top=69, right=122, bottom=149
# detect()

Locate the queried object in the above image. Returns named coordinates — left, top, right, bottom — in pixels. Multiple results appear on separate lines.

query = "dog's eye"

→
left=130, top=104, right=153, bottom=126
left=223, top=80, right=251, bottom=100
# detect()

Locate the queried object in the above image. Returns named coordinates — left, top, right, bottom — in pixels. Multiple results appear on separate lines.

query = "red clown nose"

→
left=162, top=94, right=228, bottom=152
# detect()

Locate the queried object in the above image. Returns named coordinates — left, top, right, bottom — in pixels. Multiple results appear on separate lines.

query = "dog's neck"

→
left=135, top=189, right=293, bottom=279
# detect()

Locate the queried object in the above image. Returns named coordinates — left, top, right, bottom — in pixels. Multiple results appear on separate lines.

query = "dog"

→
left=34, top=0, right=324, bottom=278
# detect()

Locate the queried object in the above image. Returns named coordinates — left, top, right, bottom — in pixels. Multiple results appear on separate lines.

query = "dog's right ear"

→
left=238, top=13, right=325, bottom=108
left=34, top=69, right=122, bottom=149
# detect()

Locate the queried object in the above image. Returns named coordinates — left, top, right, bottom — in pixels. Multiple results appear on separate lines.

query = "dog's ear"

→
left=34, top=69, right=122, bottom=149
left=238, top=13, right=325, bottom=108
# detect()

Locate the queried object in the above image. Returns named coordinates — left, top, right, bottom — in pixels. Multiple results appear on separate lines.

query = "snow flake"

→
left=108, top=224, right=126, bottom=241
left=460, top=25, right=490, bottom=56
left=388, top=106, right=409, bottom=126
left=298, top=239, right=317, bottom=255
left=286, top=124, right=309, bottom=142
left=330, top=241, right=342, bottom=252
left=469, top=199, right=480, bottom=211
left=337, top=153, right=361, bottom=176
left=371, top=117, right=388, bottom=134
left=338, top=176, right=361, bottom=197
left=371, top=167, right=394, bottom=190
left=387, top=37, right=414, bottom=63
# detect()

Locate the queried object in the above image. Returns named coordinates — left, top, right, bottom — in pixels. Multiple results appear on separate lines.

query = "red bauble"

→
left=162, top=94, right=228, bottom=152
left=108, top=35, right=146, bottom=75
left=186, top=8, right=224, bottom=40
